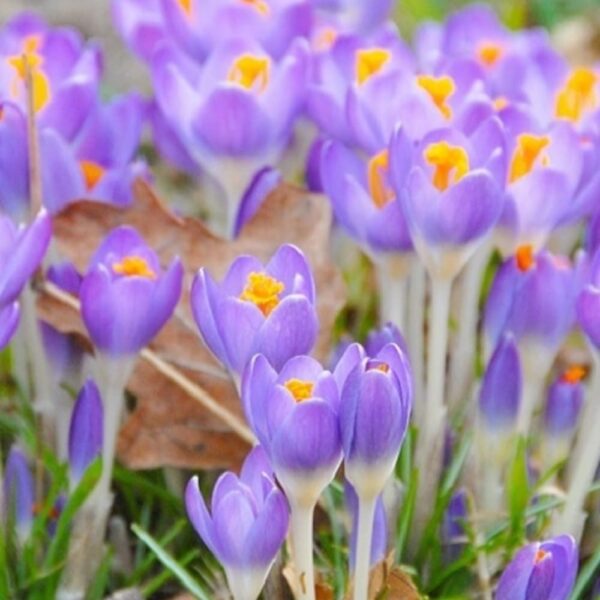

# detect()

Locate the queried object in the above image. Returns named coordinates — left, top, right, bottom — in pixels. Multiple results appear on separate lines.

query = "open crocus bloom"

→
left=185, top=445, right=289, bottom=600
left=80, top=226, right=183, bottom=356
left=191, top=244, right=317, bottom=374
left=495, top=535, right=577, bottom=600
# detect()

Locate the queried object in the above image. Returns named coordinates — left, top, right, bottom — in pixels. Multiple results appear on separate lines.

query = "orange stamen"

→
left=477, top=41, right=503, bottom=67
left=240, top=272, right=284, bottom=316
left=515, top=244, right=535, bottom=272
left=561, top=365, right=586, bottom=384
left=241, top=0, right=270, bottom=15
left=79, top=160, right=105, bottom=191
left=509, top=134, right=550, bottom=183
left=356, top=48, right=390, bottom=85
left=417, top=75, right=455, bottom=119
left=177, top=0, right=193, bottom=17
left=367, top=150, right=395, bottom=209
left=555, top=67, right=598, bottom=122
left=284, top=378, right=314, bottom=402
left=534, top=549, right=550, bottom=564
left=112, top=256, right=157, bottom=279
left=228, top=55, right=270, bottom=92
left=423, top=141, right=469, bottom=191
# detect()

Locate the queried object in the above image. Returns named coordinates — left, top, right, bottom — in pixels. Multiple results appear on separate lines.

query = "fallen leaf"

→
left=37, top=179, right=345, bottom=471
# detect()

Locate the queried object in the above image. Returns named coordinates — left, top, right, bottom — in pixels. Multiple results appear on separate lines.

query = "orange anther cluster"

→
left=284, top=378, right=315, bottom=402
left=417, top=75, right=455, bottom=119
left=356, top=48, right=391, bottom=85
left=240, top=272, right=285, bottom=316
left=515, top=244, right=535, bottom=272
left=477, top=41, right=503, bottom=67
left=112, top=256, right=157, bottom=279
left=561, top=365, right=586, bottom=385
left=228, top=55, right=270, bottom=92
left=367, top=150, right=395, bottom=209
left=423, top=141, right=469, bottom=191
left=555, top=67, right=598, bottom=122
left=80, top=160, right=105, bottom=191
left=509, top=134, right=550, bottom=183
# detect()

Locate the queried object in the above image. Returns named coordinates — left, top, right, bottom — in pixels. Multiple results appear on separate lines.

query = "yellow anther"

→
left=367, top=150, right=395, bottom=209
left=555, top=67, right=598, bottom=122
left=509, top=133, right=550, bottom=183
left=477, top=41, right=503, bottom=67
left=515, top=244, right=535, bottom=272
left=423, top=141, right=470, bottom=191
left=228, top=54, right=270, bottom=92
left=79, top=160, right=105, bottom=191
left=7, top=38, right=50, bottom=113
left=493, top=96, right=508, bottom=111
left=241, top=0, right=270, bottom=16
left=356, top=48, right=390, bottom=85
left=177, top=0, right=193, bottom=18
left=240, top=272, right=284, bottom=316
left=284, top=378, right=314, bottom=402
left=417, top=75, right=455, bottom=119
left=112, top=256, right=157, bottom=279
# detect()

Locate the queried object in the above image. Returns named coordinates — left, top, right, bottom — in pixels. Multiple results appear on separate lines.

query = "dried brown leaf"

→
left=37, top=180, right=345, bottom=471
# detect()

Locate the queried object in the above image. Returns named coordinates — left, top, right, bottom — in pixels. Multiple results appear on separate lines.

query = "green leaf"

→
left=571, top=542, right=600, bottom=600
left=396, top=467, right=418, bottom=563
left=505, top=436, right=529, bottom=546
left=131, top=523, right=211, bottom=600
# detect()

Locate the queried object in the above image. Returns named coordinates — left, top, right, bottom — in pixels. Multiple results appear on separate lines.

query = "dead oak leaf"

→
left=38, top=179, right=345, bottom=471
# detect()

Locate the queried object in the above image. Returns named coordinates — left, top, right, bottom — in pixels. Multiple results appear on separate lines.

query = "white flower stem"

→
left=375, top=255, right=409, bottom=331
left=407, top=258, right=425, bottom=428
left=353, top=497, right=377, bottom=600
left=412, top=275, right=453, bottom=547
left=447, top=244, right=490, bottom=412
left=227, top=566, right=269, bottom=600
left=516, top=373, right=544, bottom=436
left=553, top=349, right=600, bottom=542
left=289, top=501, right=316, bottom=600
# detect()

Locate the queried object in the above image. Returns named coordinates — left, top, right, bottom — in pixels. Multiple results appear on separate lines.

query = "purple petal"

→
left=0, top=302, right=20, bottom=349
left=185, top=476, right=219, bottom=557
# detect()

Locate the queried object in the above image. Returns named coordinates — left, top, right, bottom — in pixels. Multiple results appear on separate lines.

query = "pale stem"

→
left=407, top=258, right=425, bottom=428
left=447, top=244, right=490, bottom=413
left=516, top=375, right=545, bottom=437
left=227, top=566, right=268, bottom=600
left=289, top=501, right=316, bottom=600
left=353, top=497, right=377, bottom=600
left=411, top=275, right=452, bottom=548
left=375, top=256, right=409, bottom=331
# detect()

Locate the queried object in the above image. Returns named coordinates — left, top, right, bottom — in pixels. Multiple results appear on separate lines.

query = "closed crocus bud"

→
left=0, top=211, right=52, bottom=308
left=340, top=343, right=412, bottom=497
left=68, top=380, right=103, bottom=486
left=365, top=322, right=408, bottom=357
left=80, top=226, right=183, bottom=356
left=544, top=367, right=584, bottom=438
left=496, top=535, right=578, bottom=600
left=185, top=446, right=289, bottom=600
left=478, top=334, right=521, bottom=434
left=390, top=118, right=505, bottom=278
left=2, top=446, right=34, bottom=541
left=242, top=353, right=341, bottom=600
left=442, top=489, right=469, bottom=565
left=192, top=244, right=318, bottom=375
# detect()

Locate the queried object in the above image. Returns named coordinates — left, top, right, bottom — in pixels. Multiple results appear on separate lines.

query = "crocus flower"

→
left=2, top=446, right=34, bottom=540
left=185, top=445, right=289, bottom=600
left=80, top=226, right=183, bottom=356
left=68, top=379, right=103, bottom=486
left=478, top=334, right=521, bottom=434
left=0, top=12, right=101, bottom=139
left=191, top=244, right=317, bottom=374
left=339, top=342, right=411, bottom=497
left=495, top=535, right=578, bottom=600
left=442, top=489, right=469, bottom=565
left=543, top=367, right=584, bottom=438
left=389, top=119, right=505, bottom=278
left=313, top=0, right=393, bottom=35
left=0, top=210, right=52, bottom=308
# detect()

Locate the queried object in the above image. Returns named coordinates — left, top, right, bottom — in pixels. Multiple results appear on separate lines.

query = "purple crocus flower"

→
left=185, top=445, right=289, bottom=600
left=495, top=535, right=578, bottom=600
left=321, top=140, right=412, bottom=255
left=313, top=0, right=393, bottom=35
left=242, top=354, right=342, bottom=478
left=478, top=334, right=521, bottom=433
left=0, top=12, right=101, bottom=139
left=365, top=322, right=408, bottom=357
left=80, top=226, right=183, bottom=356
left=339, top=342, right=411, bottom=494
left=389, top=119, right=505, bottom=276
left=543, top=367, right=584, bottom=438
left=576, top=250, right=600, bottom=350
left=0, top=302, right=20, bottom=350
left=2, top=446, right=34, bottom=540
left=191, top=244, right=317, bottom=374
left=0, top=210, right=52, bottom=308
left=68, top=379, right=104, bottom=486
left=345, top=480, right=387, bottom=570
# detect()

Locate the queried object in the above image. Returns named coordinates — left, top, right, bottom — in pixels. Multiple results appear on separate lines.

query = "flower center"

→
left=367, top=150, right=395, bottom=209
left=177, top=0, right=193, bottom=18
left=241, top=0, right=270, bottom=15
left=477, top=41, right=503, bottom=67
left=314, top=27, right=337, bottom=52
left=240, top=272, right=284, bottom=316
left=515, top=244, right=535, bottom=272
left=561, top=365, right=586, bottom=384
left=417, top=75, right=455, bottom=119
left=509, top=133, right=550, bottom=183
left=112, top=256, right=156, bottom=279
left=555, top=67, right=598, bottom=122
left=228, top=55, right=270, bottom=92
left=423, top=141, right=469, bottom=191
left=79, top=160, right=105, bottom=191
left=534, top=549, right=550, bottom=564
left=7, top=36, right=50, bottom=113
left=493, top=96, right=509, bottom=111
left=355, top=48, right=391, bottom=85
left=284, top=378, right=314, bottom=402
